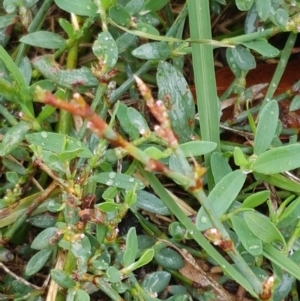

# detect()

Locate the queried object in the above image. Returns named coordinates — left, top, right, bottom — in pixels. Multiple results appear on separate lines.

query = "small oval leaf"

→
left=25, top=249, right=53, bottom=276
left=244, top=211, right=286, bottom=246
left=196, top=170, right=246, bottom=231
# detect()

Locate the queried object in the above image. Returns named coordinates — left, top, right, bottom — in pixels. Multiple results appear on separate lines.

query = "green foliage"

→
left=1, top=0, right=300, bottom=300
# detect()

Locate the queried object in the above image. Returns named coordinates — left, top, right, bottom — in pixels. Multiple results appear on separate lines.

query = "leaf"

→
left=179, top=141, right=216, bottom=157
left=0, top=121, right=31, bottom=156
left=136, top=22, right=160, bottom=36
left=116, top=32, right=137, bottom=54
left=132, top=42, right=172, bottom=60
left=274, top=8, right=288, bottom=27
left=254, top=100, right=279, bottom=155
left=106, top=266, right=121, bottom=283
left=154, top=248, right=184, bottom=270
left=92, top=32, right=118, bottom=69
left=54, top=0, right=98, bottom=16
left=116, top=103, right=140, bottom=140
left=243, top=40, right=279, bottom=58
left=241, top=190, right=270, bottom=208
left=26, top=132, right=92, bottom=158
left=32, top=54, right=98, bottom=91
left=20, top=31, right=66, bottom=49
left=211, top=152, right=232, bottom=183
left=235, top=0, right=254, bottom=11
left=51, top=269, right=76, bottom=289
left=89, top=172, right=145, bottom=190
left=127, top=107, right=150, bottom=134
left=58, top=18, right=74, bottom=38
left=277, top=197, right=300, bottom=228
left=109, top=4, right=131, bottom=27
left=231, top=45, right=256, bottom=71
left=157, top=61, right=195, bottom=143
left=290, top=95, right=300, bottom=111
left=25, top=249, right=53, bottom=276
left=74, top=288, right=90, bottom=301
left=31, top=227, right=60, bottom=250
left=252, top=144, right=300, bottom=174
left=143, top=0, right=170, bottom=11
left=255, top=0, right=271, bottom=21
left=126, top=0, right=144, bottom=15
left=196, top=170, right=246, bottom=231
left=263, top=244, right=300, bottom=280
left=142, top=271, right=171, bottom=293
left=135, top=190, right=170, bottom=215
left=244, top=212, right=286, bottom=246
left=123, top=228, right=138, bottom=267
left=231, top=215, right=262, bottom=256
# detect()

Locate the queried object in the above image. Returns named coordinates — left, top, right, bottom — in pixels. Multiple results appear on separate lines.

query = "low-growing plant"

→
left=1, top=1, right=300, bottom=301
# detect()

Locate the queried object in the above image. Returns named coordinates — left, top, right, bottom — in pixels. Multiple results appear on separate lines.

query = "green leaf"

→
left=132, top=42, right=172, bottom=60
left=255, top=173, right=300, bottom=193
left=136, top=22, right=160, bottom=36
left=117, top=103, right=140, bottom=140
left=244, top=212, right=286, bottom=246
left=274, top=8, right=288, bottom=27
left=126, top=0, right=144, bottom=15
left=0, top=121, right=31, bottom=156
left=135, top=190, right=170, bottom=215
left=254, top=100, right=279, bottom=155
left=231, top=215, right=262, bottom=256
left=154, top=248, right=184, bottom=270
left=241, top=190, right=270, bottom=208
left=277, top=197, right=300, bottom=228
left=89, top=172, right=145, bottom=190
left=20, top=31, right=66, bottom=49
left=254, top=0, right=271, bottom=21
left=106, top=266, right=121, bottom=283
left=196, top=170, right=246, bottom=231
left=263, top=244, right=300, bottom=280
left=127, top=107, right=150, bottom=134
left=58, top=18, right=74, bottom=38
left=180, top=141, right=216, bottom=157
left=242, top=40, right=279, bottom=58
left=26, top=132, right=92, bottom=158
left=92, top=32, right=118, bottom=69
left=252, top=144, right=300, bottom=174
left=123, top=228, right=138, bottom=267
left=231, top=45, right=256, bottom=71
left=74, top=288, right=90, bottom=301
left=51, top=269, right=76, bottom=289
left=233, top=147, right=249, bottom=167
left=290, top=95, right=300, bottom=111
left=235, top=0, right=254, bottom=11
left=143, top=0, right=170, bottom=11
left=25, top=249, right=53, bottom=276
left=157, top=61, right=195, bottom=143
left=211, top=152, right=232, bottom=183
left=116, top=32, right=137, bottom=54
left=54, top=0, right=98, bottom=16
left=32, top=55, right=98, bottom=91
left=123, top=249, right=154, bottom=273
left=142, top=271, right=171, bottom=293
left=31, top=227, right=60, bottom=250
left=109, top=4, right=131, bottom=27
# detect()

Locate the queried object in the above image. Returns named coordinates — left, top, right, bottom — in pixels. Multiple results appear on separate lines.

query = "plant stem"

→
left=263, top=32, right=297, bottom=105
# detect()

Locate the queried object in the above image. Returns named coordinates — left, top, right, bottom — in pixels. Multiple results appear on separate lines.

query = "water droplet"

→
left=86, top=5, right=91, bottom=10
left=106, top=179, right=113, bottom=185
left=200, top=216, right=208, bottom=223
left=108, top=172, right=116, bottom=179
left=41, top=131, right=48, bottom=138
left=129, top=178, right=135, bottom=182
